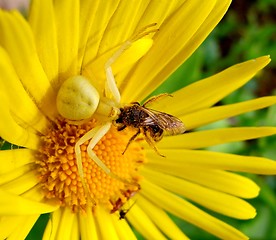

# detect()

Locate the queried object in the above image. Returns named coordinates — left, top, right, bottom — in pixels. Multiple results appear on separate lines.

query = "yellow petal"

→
left=126, top=203, right=167, bottom=240
left=0, top=149, right=35, bottom=174
left=137, top=195, right=189, bottom=240
left=95, top=206, right=120, bottom=240
left=182, top=96, right=276, bottom=130
left=78, top=208, right=98, bottom=240
left=0, top=92, right=40, bottom=149
left=82, top=0, right=121, bottom=66
left=146, top=164, right=259, bottom=199
left=0, top=10, right=56, bottom=118
left=122, top=0, right=231, bottom=102
left=0, top=188, right=58, bottom=215
left=146, top=149, right=276, bottom=174
left=110, top=214, right=137, bottom=240
left=0, top=170, right=38, bottom=195
left=78, top=0, right=100, bottom=70
left=22, top=185, right=46, bottom=202
left=0, top=164, right=34, bottom=187
left=97, top=1, right=152, bottom=55
left=143, top=168, right=256, bottom=219
left=82, top=0, right=182, bottom=65
left=0, top=47, right=49, bottom=134
left=151, top=56, right=271, bottom=116
left=0, top=215, right=39, bottom=240
left=28, top=0, right=59, bottom=87
left=142, top=179, right=249, bottom=240
left=43, top=209, right=62, bottom=240
left=55, top=207, right=76, bottom=240
left=85, top=38, right=153, bottom=88
left=53, top=0, right=79, bottom=81
left=158, top=127, right=276, bottom=149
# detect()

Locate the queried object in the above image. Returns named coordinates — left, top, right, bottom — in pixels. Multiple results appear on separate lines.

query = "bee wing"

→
left=142, top=108, right=186, bottom=135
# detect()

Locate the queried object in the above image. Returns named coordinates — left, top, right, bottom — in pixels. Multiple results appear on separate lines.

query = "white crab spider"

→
left=56, top=24, right=157, bottom=194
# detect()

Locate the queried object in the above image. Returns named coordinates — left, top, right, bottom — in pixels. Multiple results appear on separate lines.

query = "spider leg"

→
left=76, top=122, right=134, bottom=186
left=104, top=24, right=158, bottom=104
left=104, top=39, right=135, bottom=103
left=87, top=127, right=136, bottom=185
left=75, top=125, right=105, bottom=204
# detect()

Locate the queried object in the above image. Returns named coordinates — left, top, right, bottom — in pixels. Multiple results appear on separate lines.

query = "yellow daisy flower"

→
left=0, top=0, right=276, bottom=239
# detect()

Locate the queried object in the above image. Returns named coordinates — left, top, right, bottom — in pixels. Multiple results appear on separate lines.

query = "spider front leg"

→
left=75, top=122, right=112, bottom=180
left=104, top=23, right=158, bottom=104
left=75, top=122, right=131, bottom=193
left=74, top=123, right=110, bottom=199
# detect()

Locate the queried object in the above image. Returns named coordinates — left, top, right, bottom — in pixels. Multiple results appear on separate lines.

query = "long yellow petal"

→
left=28, top=0, right=59, bottom=87
left=56, top=207, right=76, bottom=240
left=143, top=168, right=256, bottom=219
left=0, top=170, right=38, bottom=195
left=142, top=180, right=249, bottom=240
left=0, top=10, right=56, bottom=118
left=43, top=209, right=62, bottom=240
left=158, top=127, right=276, bottom=149
left=150, top=56, right=271, bottom=116
left=83, top=0, right=181, bottom=67
left=85, top=38, right=153, bottom=93
left=78, top=0, right=100, bottom=70
left=98, top=1, right=151, bottom=55
left=78, top=208, right=98, bottom=240
left=110, top=214, right=137, bottom=240
left=82, top=0, right=121, bottom=66
left=127, top=203, right=167, bottom=240
left=0, top=47, right=49, bottom=134
left=0, top=215, right=39, bottom=240
left=181, top=96, right=276, bottom=130
left=0, top=149, right=35, bottom=174
left=0, top=164, right=34, bottom=186
left=4, top=215, right=38, bottom=240
left=53, top=0, right=79, bottom=82
left=137, top=195, right=189, bottom=240
left=83, top=1, right=186, bottom=93
left=0, top=188, right=58, bottom=215
left=95, top=206, right=120, bottom=240
left=0, top=92, right=40, bottom=149
left=145, top=165, right=259, bottom=199
left=146, top=149, right=276, bottom=174
left=122, top=0, right=231, bottom=102
left=71, top=216, right=79, bottom=240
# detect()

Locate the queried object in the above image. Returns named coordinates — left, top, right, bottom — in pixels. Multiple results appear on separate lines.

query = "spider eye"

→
left=56, top=75, right=100, bottom=120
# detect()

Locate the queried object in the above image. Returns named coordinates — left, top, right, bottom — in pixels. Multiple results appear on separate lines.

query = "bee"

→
left=115, top=93, right=186, bottom=156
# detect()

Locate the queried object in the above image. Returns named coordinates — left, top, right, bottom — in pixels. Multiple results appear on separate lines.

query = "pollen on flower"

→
left=37, top=118, right=144, bottom=213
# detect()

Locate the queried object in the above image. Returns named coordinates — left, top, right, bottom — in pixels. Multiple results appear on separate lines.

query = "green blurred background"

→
left=1, top=0, right=276, bottom=239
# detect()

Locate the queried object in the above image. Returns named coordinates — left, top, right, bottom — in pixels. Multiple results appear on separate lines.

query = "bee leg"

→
left=122, top=129, right=140, bottom=155
left=143, top=130, right=165, bottom=157
left=143, top=93, right=172, bottom=107
left=117, top=125, right=126, bottom=131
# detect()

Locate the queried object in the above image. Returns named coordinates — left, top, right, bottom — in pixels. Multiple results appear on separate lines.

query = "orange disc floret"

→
left=37, top=118, right=144, bottom=213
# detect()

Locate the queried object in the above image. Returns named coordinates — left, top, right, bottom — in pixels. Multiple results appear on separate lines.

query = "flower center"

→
left=37, top=118, right=144, bottom=213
